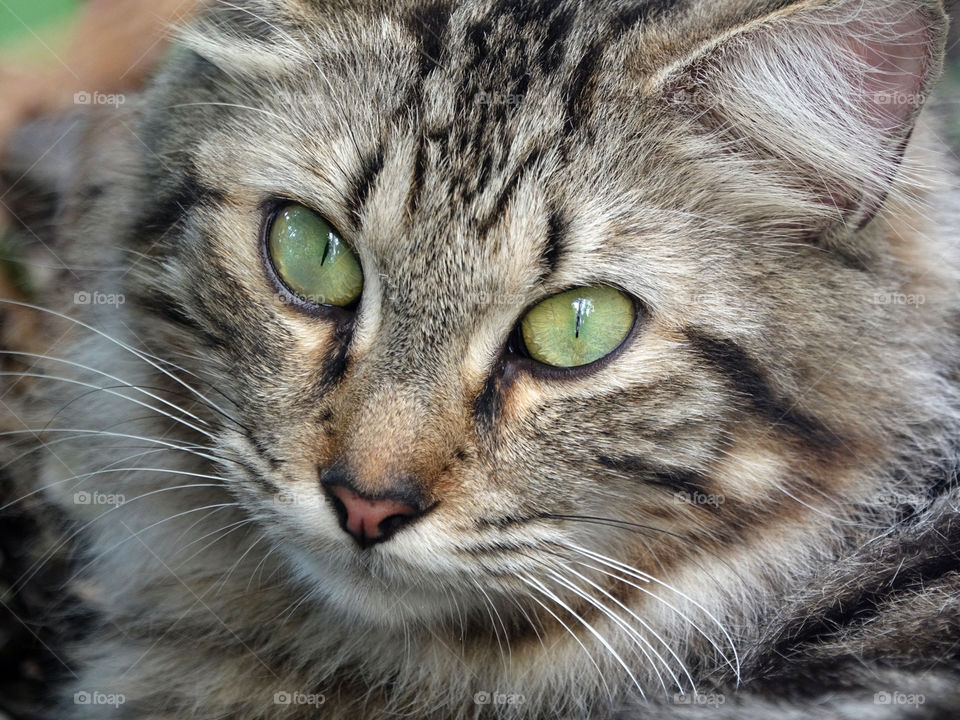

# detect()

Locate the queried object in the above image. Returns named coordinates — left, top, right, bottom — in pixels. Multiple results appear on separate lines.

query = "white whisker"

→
left=471, top=579, right=511, bottom=671
left=547, top=560, right=692, bottom=692
left=0, top=428, right=230, bottom=467
left=0, top=350, right=213, bottom=428
left=539, top=565, right=663, bottom=698
left=216, top=532, right=267, bottom=594
left=520, top=572, right=642, bottom=699
left=245, top=544, right=280, bottom=592
left=0, top=371, right=216, bottom=440
left=564, top=543, right=741, bottom=683
left=0, top=300, right=246, bottom=429
left=172, top=517, right=255, bottom=566
left=19, top=485, right=233, bottom=593
left=1, top=464, right=231, bottom=514
left=60, top=501, right=242, bottom=590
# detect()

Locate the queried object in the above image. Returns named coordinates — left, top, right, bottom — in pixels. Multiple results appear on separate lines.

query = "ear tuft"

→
left=1, top=104, right=143, bottom=255
left=1, top=113, right=89, bottom=246
left=658, top=0, right=947, bottom=239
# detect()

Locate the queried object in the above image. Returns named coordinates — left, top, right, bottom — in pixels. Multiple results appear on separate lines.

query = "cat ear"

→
left=1, top=105, right=142, bottom=246
left=1, top=113, right=88, bottom=246
left=652, top=0, right=947, bottom=242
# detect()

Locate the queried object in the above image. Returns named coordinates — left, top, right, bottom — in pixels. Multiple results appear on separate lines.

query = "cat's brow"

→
left=540, top=209, right=567, bottom=279
left=347, top=143, right=386, bottom=224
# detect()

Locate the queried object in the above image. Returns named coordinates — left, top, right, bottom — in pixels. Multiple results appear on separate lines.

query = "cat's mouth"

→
left=252, top=489, right=546, bottom=624
left=276, top=532, right=498, bottom=626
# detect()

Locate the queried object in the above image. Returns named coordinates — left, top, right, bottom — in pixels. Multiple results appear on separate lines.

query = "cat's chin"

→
left=278, top=542, right=481, bottom=629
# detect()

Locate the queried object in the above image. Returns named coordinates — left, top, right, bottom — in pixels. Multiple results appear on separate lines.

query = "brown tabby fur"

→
left=1, top=0, right=959, bottom=718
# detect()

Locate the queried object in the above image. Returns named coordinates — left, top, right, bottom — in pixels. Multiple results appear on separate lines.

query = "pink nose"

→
left=325, top=484, right=420, bottom=547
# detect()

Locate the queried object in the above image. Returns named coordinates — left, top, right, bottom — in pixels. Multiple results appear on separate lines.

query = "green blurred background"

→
left=0, top=0, right=78, bottom=47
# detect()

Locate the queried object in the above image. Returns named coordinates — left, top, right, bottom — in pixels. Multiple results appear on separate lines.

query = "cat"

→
left=1, top=0, right=960, bottom=718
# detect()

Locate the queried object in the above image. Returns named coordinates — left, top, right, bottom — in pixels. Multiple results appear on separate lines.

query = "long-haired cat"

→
left=2, top=0, right=960, bottom=718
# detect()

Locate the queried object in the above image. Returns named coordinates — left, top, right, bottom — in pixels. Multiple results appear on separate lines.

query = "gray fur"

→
left=1, top=0, right=959, bottom=718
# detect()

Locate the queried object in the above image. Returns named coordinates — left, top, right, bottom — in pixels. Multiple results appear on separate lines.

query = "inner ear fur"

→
left=648, top=0, right=948, bottom=244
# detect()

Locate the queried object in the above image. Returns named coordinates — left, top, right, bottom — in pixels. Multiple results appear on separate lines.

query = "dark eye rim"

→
left=259, top=199, right=361, bottom=322
left=504, top=287, right=643, bottom=380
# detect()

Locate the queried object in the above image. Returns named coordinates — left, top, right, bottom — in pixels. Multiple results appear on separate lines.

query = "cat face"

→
left=126, top=0, right=947, bottom=626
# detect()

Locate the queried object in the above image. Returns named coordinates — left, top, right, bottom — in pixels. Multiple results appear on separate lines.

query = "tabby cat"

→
left=1, top=0, right=960, bottom=718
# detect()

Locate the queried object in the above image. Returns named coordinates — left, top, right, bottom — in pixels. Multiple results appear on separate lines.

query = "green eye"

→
left=267, top=203, right=363, bottom=307
left=520, top=286, right=635, bottom=368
